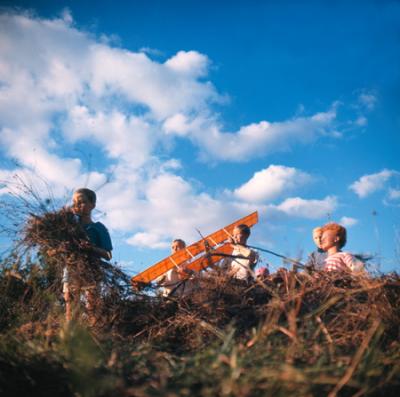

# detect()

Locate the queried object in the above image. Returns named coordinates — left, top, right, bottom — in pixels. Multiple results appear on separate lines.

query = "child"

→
left=305, top=227, right=327, bottom=271
left=227, top=224, right=258, bottom=281
left=63, top=188, right=113, bottom=321
left=320, top=222, right=363, bottom=273
left=155, top=239, right=191, bottom=297
left=72, top=188, right=113, bottom=260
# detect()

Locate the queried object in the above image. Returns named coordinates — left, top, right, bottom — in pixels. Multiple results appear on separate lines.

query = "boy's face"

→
left=171, top=240, right=185, bottom=254
left=232, top=227, right=248, bottom=245
left=72, top=192, right=95, bottom=216
left=320, top=229, right=339, bottom=251
left=312, top=228, right=322, bottom=248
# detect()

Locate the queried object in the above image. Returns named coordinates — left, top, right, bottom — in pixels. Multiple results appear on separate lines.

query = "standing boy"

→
left=63, top=188, right=113, bottom=321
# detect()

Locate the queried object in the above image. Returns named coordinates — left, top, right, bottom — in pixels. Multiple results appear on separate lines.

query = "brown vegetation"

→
left=0, top=207, right=400, bottom=396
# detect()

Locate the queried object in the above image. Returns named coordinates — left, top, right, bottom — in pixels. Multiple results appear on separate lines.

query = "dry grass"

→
left=0, top=205, right=399, bottom=396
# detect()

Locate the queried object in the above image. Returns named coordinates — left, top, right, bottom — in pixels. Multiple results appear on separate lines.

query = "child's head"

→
left=320, top=223, right=347, bottom=251
left=171, top=239, right=186, bottom=254
left=232, top=224, right=251, bottom=245
left=72, top=188, right=96, bottom=217
left=312, top=227, right=323, bottom=248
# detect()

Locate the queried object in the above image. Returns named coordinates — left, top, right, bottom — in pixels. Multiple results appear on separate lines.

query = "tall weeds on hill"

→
left=0, top=188, right=399, bottom=396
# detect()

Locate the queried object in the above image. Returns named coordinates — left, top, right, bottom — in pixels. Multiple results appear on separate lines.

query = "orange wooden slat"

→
left=131, top=211, right=258, bottom=284
left=184, top=242, right=234, bottom=273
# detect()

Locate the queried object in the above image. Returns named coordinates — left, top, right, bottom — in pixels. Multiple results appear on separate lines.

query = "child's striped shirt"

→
left=323, top=251, right=359, bottom=272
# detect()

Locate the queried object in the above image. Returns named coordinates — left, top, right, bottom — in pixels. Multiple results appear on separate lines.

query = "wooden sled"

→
left=131, top=211, right=258, bottom=288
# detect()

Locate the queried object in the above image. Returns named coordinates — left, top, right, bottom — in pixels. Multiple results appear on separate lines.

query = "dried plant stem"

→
left=328, top=318, right=381, bottom=397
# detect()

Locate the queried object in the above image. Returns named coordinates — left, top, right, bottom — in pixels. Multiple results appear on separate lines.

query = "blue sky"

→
left=0, top=1, right=399, bottom=274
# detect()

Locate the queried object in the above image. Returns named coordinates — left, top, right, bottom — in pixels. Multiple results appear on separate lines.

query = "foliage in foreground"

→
left=0, top=207, right=400, bottom=396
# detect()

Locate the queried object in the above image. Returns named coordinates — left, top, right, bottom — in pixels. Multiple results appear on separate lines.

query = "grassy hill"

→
left=0, top=208, right=399, bottom=397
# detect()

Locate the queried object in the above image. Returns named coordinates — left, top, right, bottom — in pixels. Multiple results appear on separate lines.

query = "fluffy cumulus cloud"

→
left=165, top=50, right=209, bottom=77
left=233, top=165, right=313, bottom=203
left=202, top=107, right=338, bottom=161
left=339, top=216, right=358, bottom=228
left=349, top=169, right=398, bottom=198
left=163, top=106, right=339, bottom=162
left=119, top=172, right=257, bottom=248
left=0, top=10, right=349, bottom=250
left=272, top=196, right=338, bottom=219
left=0, top=11, right=221, bottom=185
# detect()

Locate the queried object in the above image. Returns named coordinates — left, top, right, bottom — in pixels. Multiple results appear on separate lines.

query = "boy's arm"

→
left=79, top=240, right=112, bottom=260
left=248, top=249, right=258, bottom=270
left=95, top=222, right=113, bottom=260
left=92, top=246, right=112, bottom=260
left=344, top=253, right=364, bottom=273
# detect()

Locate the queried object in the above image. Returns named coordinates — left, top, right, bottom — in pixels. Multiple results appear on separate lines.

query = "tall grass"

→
left=0, top=195, right=399, bottom=396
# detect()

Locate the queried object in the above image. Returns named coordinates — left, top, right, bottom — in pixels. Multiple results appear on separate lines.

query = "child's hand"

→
left=47, top=241, right=73, bottom=256
left=228, top=236, right=235, bottom=246
left=79, top=240, right=93, bottom=252
left=177, top=267, right=187, bottom=279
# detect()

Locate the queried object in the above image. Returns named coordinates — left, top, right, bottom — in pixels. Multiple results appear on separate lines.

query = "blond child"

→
left=155, top=239, right=192, bottom=297
left=305, top=227, right=327, bottom=270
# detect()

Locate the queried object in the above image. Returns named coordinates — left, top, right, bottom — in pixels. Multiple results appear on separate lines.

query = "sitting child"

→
left=63, top=188, right=113, bottom=321
left=155, top=239, right=192, bottom=297
left=305, top=226, right=327, bottom=271
left=320, top=222, right=364, bottom=273
left=227, top=224, right=258, bottom=281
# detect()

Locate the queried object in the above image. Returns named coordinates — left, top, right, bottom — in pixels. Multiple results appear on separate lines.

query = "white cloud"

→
left=117, top=172, right=333, bottom=248
left=160, top=159, right=182, bottom=172
left=127, top=232, right=170, bottom=249
left=139, top=47, right=164, bottom=57
left=117, top=172, right=257, bottom=248
left=388, top=188, right=400, bottom=200
left=355, top=116, right=367, bottom=126
left=65, top=105, right=155, bottom=167
left=0, top=11, right=350, bottom=252
left=163, top=113, right=191, bottom=136
left=233, top=165, right=313, bottom=203
left=88, top=45, right=221, bottom=119
left=0, top=11, right=221, bottom=197
left=383, top=188, right=400, bottom=207
left=165, top=50, right=209, bottom=77
left=358, top=91, right=377, bottom=111
left=273, top=196, right=337, bottom=219
left=349, top=169, right=398, bottom=198
left=340, top=216, right=358, bottom=227
left=186, top=105, right=338, bottom=162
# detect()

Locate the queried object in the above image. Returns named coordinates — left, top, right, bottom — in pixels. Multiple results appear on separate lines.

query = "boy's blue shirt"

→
left=62, top=220, right=112, bottom=283
left=83, top=221, right=113, bottom=252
